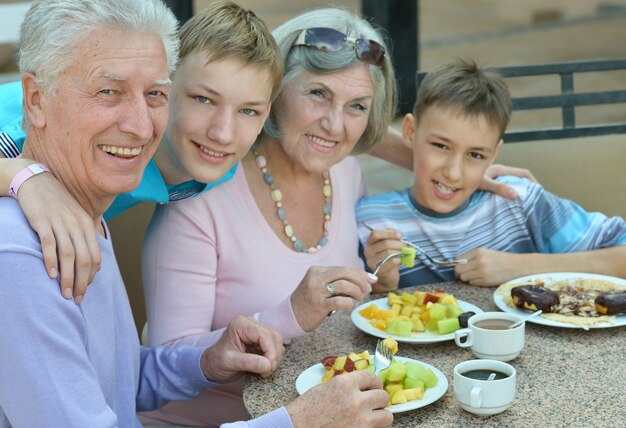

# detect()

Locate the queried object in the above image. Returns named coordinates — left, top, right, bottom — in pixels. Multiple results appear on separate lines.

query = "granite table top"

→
left=243, top=281, right=626, bottom=427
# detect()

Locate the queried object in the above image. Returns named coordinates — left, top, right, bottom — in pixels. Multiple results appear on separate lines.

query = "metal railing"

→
left=417, top=58, right=626, bottom=142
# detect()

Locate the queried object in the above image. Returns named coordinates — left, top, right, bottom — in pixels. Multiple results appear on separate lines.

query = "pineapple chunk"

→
left=390, top=390, right=408, bottom=405
left=382, top=337, right=399, bottom=355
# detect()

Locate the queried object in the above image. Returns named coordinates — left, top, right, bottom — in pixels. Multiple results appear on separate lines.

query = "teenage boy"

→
left=0, top=1, right=282, bottom=300
left=356, top=58, right=626, bottom=291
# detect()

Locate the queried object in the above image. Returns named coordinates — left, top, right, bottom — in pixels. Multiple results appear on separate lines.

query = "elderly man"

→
left=0, top=1, right=393, bottom=427
left=0, top=1, right=287, bottom=427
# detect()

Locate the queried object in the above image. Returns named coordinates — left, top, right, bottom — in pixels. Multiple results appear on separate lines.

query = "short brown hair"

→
left=178, top=1, right=283, bottom=98
left=414, top=58, right=511, bottom=138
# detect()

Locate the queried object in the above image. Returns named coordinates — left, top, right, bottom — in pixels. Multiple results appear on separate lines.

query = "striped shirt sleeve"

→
left=0, top=132, right=19, bottom=158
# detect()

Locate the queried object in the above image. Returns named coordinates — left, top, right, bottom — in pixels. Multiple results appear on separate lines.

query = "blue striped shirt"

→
left=356, top=176, right=626, bottom=288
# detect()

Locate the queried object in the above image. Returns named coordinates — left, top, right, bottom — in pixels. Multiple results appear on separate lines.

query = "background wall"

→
left=2, top=0, right=626, bottom=332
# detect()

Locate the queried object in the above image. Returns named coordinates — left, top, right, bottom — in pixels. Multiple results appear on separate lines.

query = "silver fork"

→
left=372, top=252, right=403, bottom=276
left=363, top=222, right=467, bottom=267
left=373, top=339, right=393, bottom=376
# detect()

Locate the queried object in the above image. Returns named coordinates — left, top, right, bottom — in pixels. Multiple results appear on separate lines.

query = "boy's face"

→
left=403, top=105, right=502, bottom=214
left=159, top=52, right=272, bottom=185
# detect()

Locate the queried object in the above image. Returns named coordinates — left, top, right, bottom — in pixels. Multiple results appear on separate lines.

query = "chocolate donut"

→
left=595, top=291, right=626, bottom=315
left=511, top=285, right=559, bottom=313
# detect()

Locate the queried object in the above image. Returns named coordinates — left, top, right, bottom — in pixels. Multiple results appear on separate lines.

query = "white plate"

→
left=295, top=356, right=448, bottom=413
left=493, top=272, right=626, bottom=329
left=351, top=298, right=483, bottom=343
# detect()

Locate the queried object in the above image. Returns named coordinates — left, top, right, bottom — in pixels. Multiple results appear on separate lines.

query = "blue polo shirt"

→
left=0, top=81, right=236, bottom=220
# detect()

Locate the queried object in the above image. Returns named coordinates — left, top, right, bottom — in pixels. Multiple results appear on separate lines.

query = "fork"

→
left=372, top=252, right=403, bottom=276
left=363, top=222, right=468, bottom=267
left=373, top=339, right=393, bottom=376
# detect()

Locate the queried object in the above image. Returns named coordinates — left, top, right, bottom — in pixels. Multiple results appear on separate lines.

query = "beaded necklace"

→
left=251, top=143, right=331, bottom=253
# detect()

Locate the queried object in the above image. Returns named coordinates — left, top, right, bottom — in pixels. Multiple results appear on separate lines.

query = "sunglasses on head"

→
left=293, top=27, right=386, bottom=67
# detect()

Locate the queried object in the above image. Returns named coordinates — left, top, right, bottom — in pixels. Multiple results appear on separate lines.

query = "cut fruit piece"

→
left=386, top=319, right=413, bottom=337
left=403, top=387, right=424, bottom=401
left=405, top=362, right=426, bottom=380
left=437, top=317, right=461, bottom=335
left=400, top=247, right=416, bottom=267
left=446, top=304, right=464, bottom=319
left=331, top=356, right=347, bottom=371
left=420, top=368, right=439, bottom=388
left=390, top=389, right=408, bottom=405
left=403, top=377, right=424, bottom=390
left=386, top=361, right=407, bottom=382
left=321, top=369, right=335, bottom=383
left=353, top=358, right=369, bottom=370
left=429, top=303, right=447, bottom=321
left=321, top=355, right=337, bottom=369
left=385, top=381, right=404, bottom=399
left=382, top=337, right=399, bottom=355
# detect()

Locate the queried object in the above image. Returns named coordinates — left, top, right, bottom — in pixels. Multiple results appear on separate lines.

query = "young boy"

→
left=356, top=58, right=626, bottom=292
left=0, top=1, right=282, bottom=298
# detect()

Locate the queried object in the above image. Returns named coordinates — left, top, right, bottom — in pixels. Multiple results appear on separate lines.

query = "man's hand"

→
left=481, top=164, right=538, bottom=200
left=286, top=370, right=393, bottom=428
left=200, top=316, right=284, bottom=384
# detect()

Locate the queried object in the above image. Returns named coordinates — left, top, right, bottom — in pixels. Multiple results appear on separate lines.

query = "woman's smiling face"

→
left=272, top=63, right=374, bottom=173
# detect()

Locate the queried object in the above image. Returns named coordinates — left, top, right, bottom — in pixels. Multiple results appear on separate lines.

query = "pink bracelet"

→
left=9, top=163, right=50, bottom=199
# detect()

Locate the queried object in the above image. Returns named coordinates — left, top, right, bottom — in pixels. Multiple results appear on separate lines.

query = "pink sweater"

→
left=139, top=156, right=365, bottom=426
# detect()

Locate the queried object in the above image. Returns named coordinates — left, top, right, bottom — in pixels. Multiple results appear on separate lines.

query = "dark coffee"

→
left=474, top=319, right=514, bottom=330
left=461, top=369, right=509, bottom=381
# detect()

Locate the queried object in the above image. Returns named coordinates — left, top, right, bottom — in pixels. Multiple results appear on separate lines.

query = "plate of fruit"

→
left=295, top=339, right=448, bottom=413
left=351, top=290, right=483, bottom=343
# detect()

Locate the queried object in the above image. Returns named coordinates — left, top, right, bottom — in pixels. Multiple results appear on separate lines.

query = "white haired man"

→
left=0, top=1, right=286, bottom=426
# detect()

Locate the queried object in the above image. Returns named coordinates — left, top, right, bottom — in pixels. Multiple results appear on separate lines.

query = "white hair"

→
left=19, top=0, right=179, bottom=94
left=263, top=8, right=397, bottom=153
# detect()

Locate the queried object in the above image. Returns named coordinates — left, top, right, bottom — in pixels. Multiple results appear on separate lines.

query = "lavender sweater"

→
left=0, top=198, right=291, bottom=428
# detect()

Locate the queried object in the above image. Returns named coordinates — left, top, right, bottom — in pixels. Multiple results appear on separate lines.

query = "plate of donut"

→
left=494, top=272, right=626, bottom=329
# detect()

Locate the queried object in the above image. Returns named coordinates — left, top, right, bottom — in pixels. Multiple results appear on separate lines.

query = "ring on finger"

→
left=326, top=282, right=336, bottom=297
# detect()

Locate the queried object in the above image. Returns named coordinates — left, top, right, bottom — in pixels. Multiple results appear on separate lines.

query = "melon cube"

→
left=437, top=317, right=461, bottom=335
left=429, top=303, right=447, bottom=321
left=405, top=362, right=426, bottom=380
left=386, top=361, right=407, bottom=382
left=420, top=368, right=439, bottom=389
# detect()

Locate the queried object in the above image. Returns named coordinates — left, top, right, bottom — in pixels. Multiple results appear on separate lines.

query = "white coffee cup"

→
left=454, top=359, right=517, bottom=416
left=454, top=312, right=525, bottom=361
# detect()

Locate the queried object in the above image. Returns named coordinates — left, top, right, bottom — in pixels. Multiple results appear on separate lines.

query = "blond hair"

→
left=178, top=1, right=282, bottom=98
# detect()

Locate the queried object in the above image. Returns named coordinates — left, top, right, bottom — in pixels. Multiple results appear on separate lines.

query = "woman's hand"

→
left=286, top=370, right=393, bottom=428
left=363, top=227, right=404, bottom=292
left=480, top=164, right=538, bottom=200
left=290, top=266, right=377, bottom=332
left=17, top=171, right=101, bottom=303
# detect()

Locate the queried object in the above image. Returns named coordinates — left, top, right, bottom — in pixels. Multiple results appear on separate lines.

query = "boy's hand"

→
left=363, top=227, right=404, bottom=292
left=200, top=316, right=284, bottom=384
left=454, top=248, right=527, bottom=286
left=15, top=165, right=101, bottom=303
left=481, top=164, right=538, bottom=200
